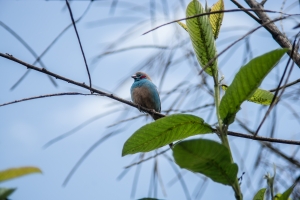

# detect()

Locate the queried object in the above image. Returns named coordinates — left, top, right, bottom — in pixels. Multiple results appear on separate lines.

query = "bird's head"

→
left=131, top=72, right=152, bottom=82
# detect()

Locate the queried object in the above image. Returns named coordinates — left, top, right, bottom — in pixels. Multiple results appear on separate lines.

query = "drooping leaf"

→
left=0, top=188, right=16, bottom=200
left=122, top=114, right=213, bottom=156
left=219, top=48, right=287, bottom=124
left=222, top=85, right=275, bottom=105
left=209, top=0, right=224, bottom=39
left=177, top=21, right=188, bottom=32
left=252, top=188, right=266, bottom=200
left=0, top=167, right=42, bottom=183
left=173, top=139, right=238, bottom=185
left=186, top=0, right=218, bottom=76
left=277, top=182, right=296, bottom=200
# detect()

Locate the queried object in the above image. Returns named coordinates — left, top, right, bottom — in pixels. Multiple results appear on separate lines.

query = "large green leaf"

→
left=219, top=48, right=287, bottom=124
left=0, top=188, right=16, bottom=200
left=0, top=167, right=42, bottom=183
left=222, top=85, right=275, bottom=105
left=186, top=0, right=218, bottom=76
left=122, top=114, right=213, bottom=156
left=252, top=188, right=266, bottom=200
left=209, top=0, right=224, bottom=39
left=173, top=139, right=238, bottom=185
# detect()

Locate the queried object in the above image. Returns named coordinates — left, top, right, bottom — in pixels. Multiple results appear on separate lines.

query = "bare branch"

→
left=124, top=148, right=170, bottom=169
left=63, top=129, right=122, bottom=186
left=142, top=8, right=291, bottom=35
left=2, top=53, right=300, bottom=145
left=0, top=21, right=57, bottom=88
left=225, top=130, right=300, bottom=145
left=0, top=92, right=92, bottom=107
left=66, top=0, right=92, bottom=89
left=255, top=35, right=298, bottom=135
left=44, top=108, right=120, bottom=148
left=0, top=52, right=164, bottom=119
left=269, top=78, right=300, bottom=92
left=230, top=0, right=261, bottom=24
left=245, top=0, right=300, bottom=67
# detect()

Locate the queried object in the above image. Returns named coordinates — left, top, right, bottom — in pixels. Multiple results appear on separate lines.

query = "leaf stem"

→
left=212, top=69, right=243, bottom=200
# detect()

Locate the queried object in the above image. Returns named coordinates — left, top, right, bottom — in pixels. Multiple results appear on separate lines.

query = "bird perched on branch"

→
left=130, top=72, right=161, bottom=120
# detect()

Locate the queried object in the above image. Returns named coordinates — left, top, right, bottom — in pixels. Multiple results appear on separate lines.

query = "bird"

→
left=130, top=72, right=161, bottom=120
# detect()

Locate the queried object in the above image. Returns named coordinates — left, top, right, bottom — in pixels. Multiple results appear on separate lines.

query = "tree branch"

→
left=0, top=92, right=93, bottom=107
left=142, top=8, right=291, bottom=35
left=245, top=0, right=300, bottom=67
left=269, top=78, right=300, bottom=92
left=0, top=52, right=164, bottom=119
left=2, top=52, right=300, bottom=146
left=66, top=0, right=92, bottom=89
left=225, top=130, right=300, bottom=145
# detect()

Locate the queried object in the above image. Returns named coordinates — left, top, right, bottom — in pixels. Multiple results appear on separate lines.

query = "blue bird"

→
left=130, top=72, right=161, bottom=120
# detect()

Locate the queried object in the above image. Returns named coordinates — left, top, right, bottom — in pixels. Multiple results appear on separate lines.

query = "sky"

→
left=0, top=0, right=300, bottom=200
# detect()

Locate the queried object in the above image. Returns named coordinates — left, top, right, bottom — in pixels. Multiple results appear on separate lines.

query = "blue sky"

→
left=1, top=1, right=300, bottom=200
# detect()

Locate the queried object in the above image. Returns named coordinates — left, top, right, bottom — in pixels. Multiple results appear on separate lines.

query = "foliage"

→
left=219, top=49, right=287, bottom=124
left=122, top=0, right=297, bottom=199
left=1, top=0, right=299, bottom=199
left=0, top=167, right=41, bottom=199
left=122, top=114, right=213, bottom=156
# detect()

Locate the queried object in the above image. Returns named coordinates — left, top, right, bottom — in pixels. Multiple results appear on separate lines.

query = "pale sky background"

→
left=1, top=1, right=300, bottom=200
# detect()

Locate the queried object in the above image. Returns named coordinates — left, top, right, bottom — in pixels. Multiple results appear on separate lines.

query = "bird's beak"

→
left=131, top=75, right=136, bottom=79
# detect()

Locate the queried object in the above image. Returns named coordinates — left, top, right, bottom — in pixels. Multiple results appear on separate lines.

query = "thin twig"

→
left=124, top=148, right=170, bottom=169
left=269, top=78, right=300, bottom=92
left=63, top=129, right=121, bottom=186
left=93, top=45, right=169, bottom=63
left=44, top=108, right=120, bottom=148
left=237, top=119, right=300, bottom=168
left=142, top=8, right=291, bottom=35
left=230, top=0, right=261, bottom=24
left=0, top=92, right=91, bottom=107
left=66, top=0, right=92, bottom=89
left=163, top=154, right=191, bottom=200
left=255, top=34, right=298, bottom=136
left=130, top=153, right=144, bottom=198
left=107, top=114, right=146, bottom=128
left=0, top=21, right=57, bottom=88
left=225, top=130, right=300, bottom=145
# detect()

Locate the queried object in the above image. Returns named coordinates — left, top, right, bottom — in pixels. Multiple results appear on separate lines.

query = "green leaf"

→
left=177, top=21, right=188, bottom=32
left=173, top=139, right=238, bottom=185
left=248, top=88, right=276, bottom=105
left=122, top=114, right=213, bottom=156
left=252, top=188, right=266, bottom=200
left=209, top=0, right=224, bottom=39
left=222, top=85, right=275, bottom=105
left=278, top=182, right=296, bottom=200
left=186, top=0, right=218, bottom=76
left=0, top=188, right=16, bottom=200
left=0, top=167, right=42, bottom=183
left=219, top=48, right=287, bottom=124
